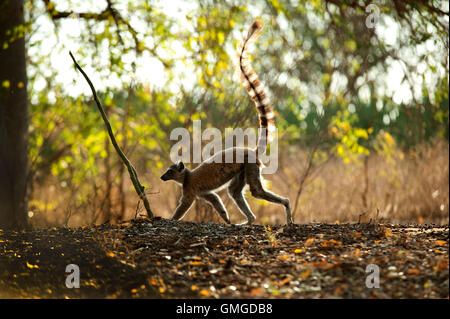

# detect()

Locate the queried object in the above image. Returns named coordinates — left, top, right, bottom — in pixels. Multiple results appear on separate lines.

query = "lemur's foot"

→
left=237, top=221, right=252, bottom=226
left=237, top=216, right=255, bottom=226
left=285, top=219, right=295, bottom=226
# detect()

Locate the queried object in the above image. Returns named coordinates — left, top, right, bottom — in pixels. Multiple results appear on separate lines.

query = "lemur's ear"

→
left=177, top=161, right=185, bottom=171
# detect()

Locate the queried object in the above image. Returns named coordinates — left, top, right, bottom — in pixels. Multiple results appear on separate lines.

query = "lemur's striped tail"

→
left=237, top=19, right=275, bottom=154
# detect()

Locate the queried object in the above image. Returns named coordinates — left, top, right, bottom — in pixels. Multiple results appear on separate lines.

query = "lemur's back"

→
left=190, top=147, right=261, bottom=193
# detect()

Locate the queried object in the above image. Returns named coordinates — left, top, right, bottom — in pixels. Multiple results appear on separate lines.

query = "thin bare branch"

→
left=69, top=51, right=154, bottom=219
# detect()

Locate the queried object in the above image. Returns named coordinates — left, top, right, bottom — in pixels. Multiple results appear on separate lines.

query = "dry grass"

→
left=30, top=139, right=449, bottom=227
left=276, top=139, right=449, bottom=225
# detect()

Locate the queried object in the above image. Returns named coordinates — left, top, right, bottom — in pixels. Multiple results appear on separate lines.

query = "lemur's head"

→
left=160, top=161, right=186, bottom=183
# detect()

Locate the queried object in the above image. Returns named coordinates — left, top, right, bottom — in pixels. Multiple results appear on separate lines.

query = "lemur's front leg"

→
left=172, top=195, right=195, bottom=220
left=201, top=192, right=231, bottom=224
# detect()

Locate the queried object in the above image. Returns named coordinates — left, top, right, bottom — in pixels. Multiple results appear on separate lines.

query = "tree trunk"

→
left=0, top=0, right=29, bottom=230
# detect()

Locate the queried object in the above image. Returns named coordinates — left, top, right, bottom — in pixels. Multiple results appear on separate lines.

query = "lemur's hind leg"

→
left=200, top=192, right=230, bottom=224
left=227, top=170, right=256, bottom=225
left=245, top=164, right=293, bottom=224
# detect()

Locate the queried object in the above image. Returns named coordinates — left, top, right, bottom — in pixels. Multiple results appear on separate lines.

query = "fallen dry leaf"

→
left=322, top=239, right=342, bottom=247
left=26, top=261, right=39, bottom=269
left=199, top=289, right=209, bottom=297
left=407, top=269, right=420, bottom=275
left=300, top=269, right=311, bottom=279
left=353, top=232, right=362, bottom=238
left=250, top=287, right=264, bottom=295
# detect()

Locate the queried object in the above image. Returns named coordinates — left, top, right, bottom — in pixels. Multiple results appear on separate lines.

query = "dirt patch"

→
left=0, top=218, right=448, bottom=298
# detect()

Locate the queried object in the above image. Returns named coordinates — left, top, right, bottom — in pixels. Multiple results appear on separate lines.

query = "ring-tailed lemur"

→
left=160, top=20, right=293, bottom=225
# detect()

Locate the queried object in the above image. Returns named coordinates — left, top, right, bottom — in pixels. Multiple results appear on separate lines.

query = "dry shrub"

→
left=272, top=138, right=449, bottom=225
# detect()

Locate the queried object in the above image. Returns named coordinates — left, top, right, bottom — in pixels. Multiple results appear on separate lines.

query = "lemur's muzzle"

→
left=160, top=174, right=168, bottom=181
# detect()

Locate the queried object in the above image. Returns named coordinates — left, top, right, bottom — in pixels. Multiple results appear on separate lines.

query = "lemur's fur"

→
left=160, top=20, right=292, bottom=225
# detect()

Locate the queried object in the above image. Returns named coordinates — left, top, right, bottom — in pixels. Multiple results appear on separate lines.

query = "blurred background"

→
left=22, top=0, right=448, bottom=227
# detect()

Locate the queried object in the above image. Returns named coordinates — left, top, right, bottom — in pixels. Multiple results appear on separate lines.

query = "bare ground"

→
left=0, top=218, right=448, bottom=299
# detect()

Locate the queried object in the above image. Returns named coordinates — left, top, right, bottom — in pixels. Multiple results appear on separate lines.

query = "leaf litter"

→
left=0, top=218, right=448, bottom=298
